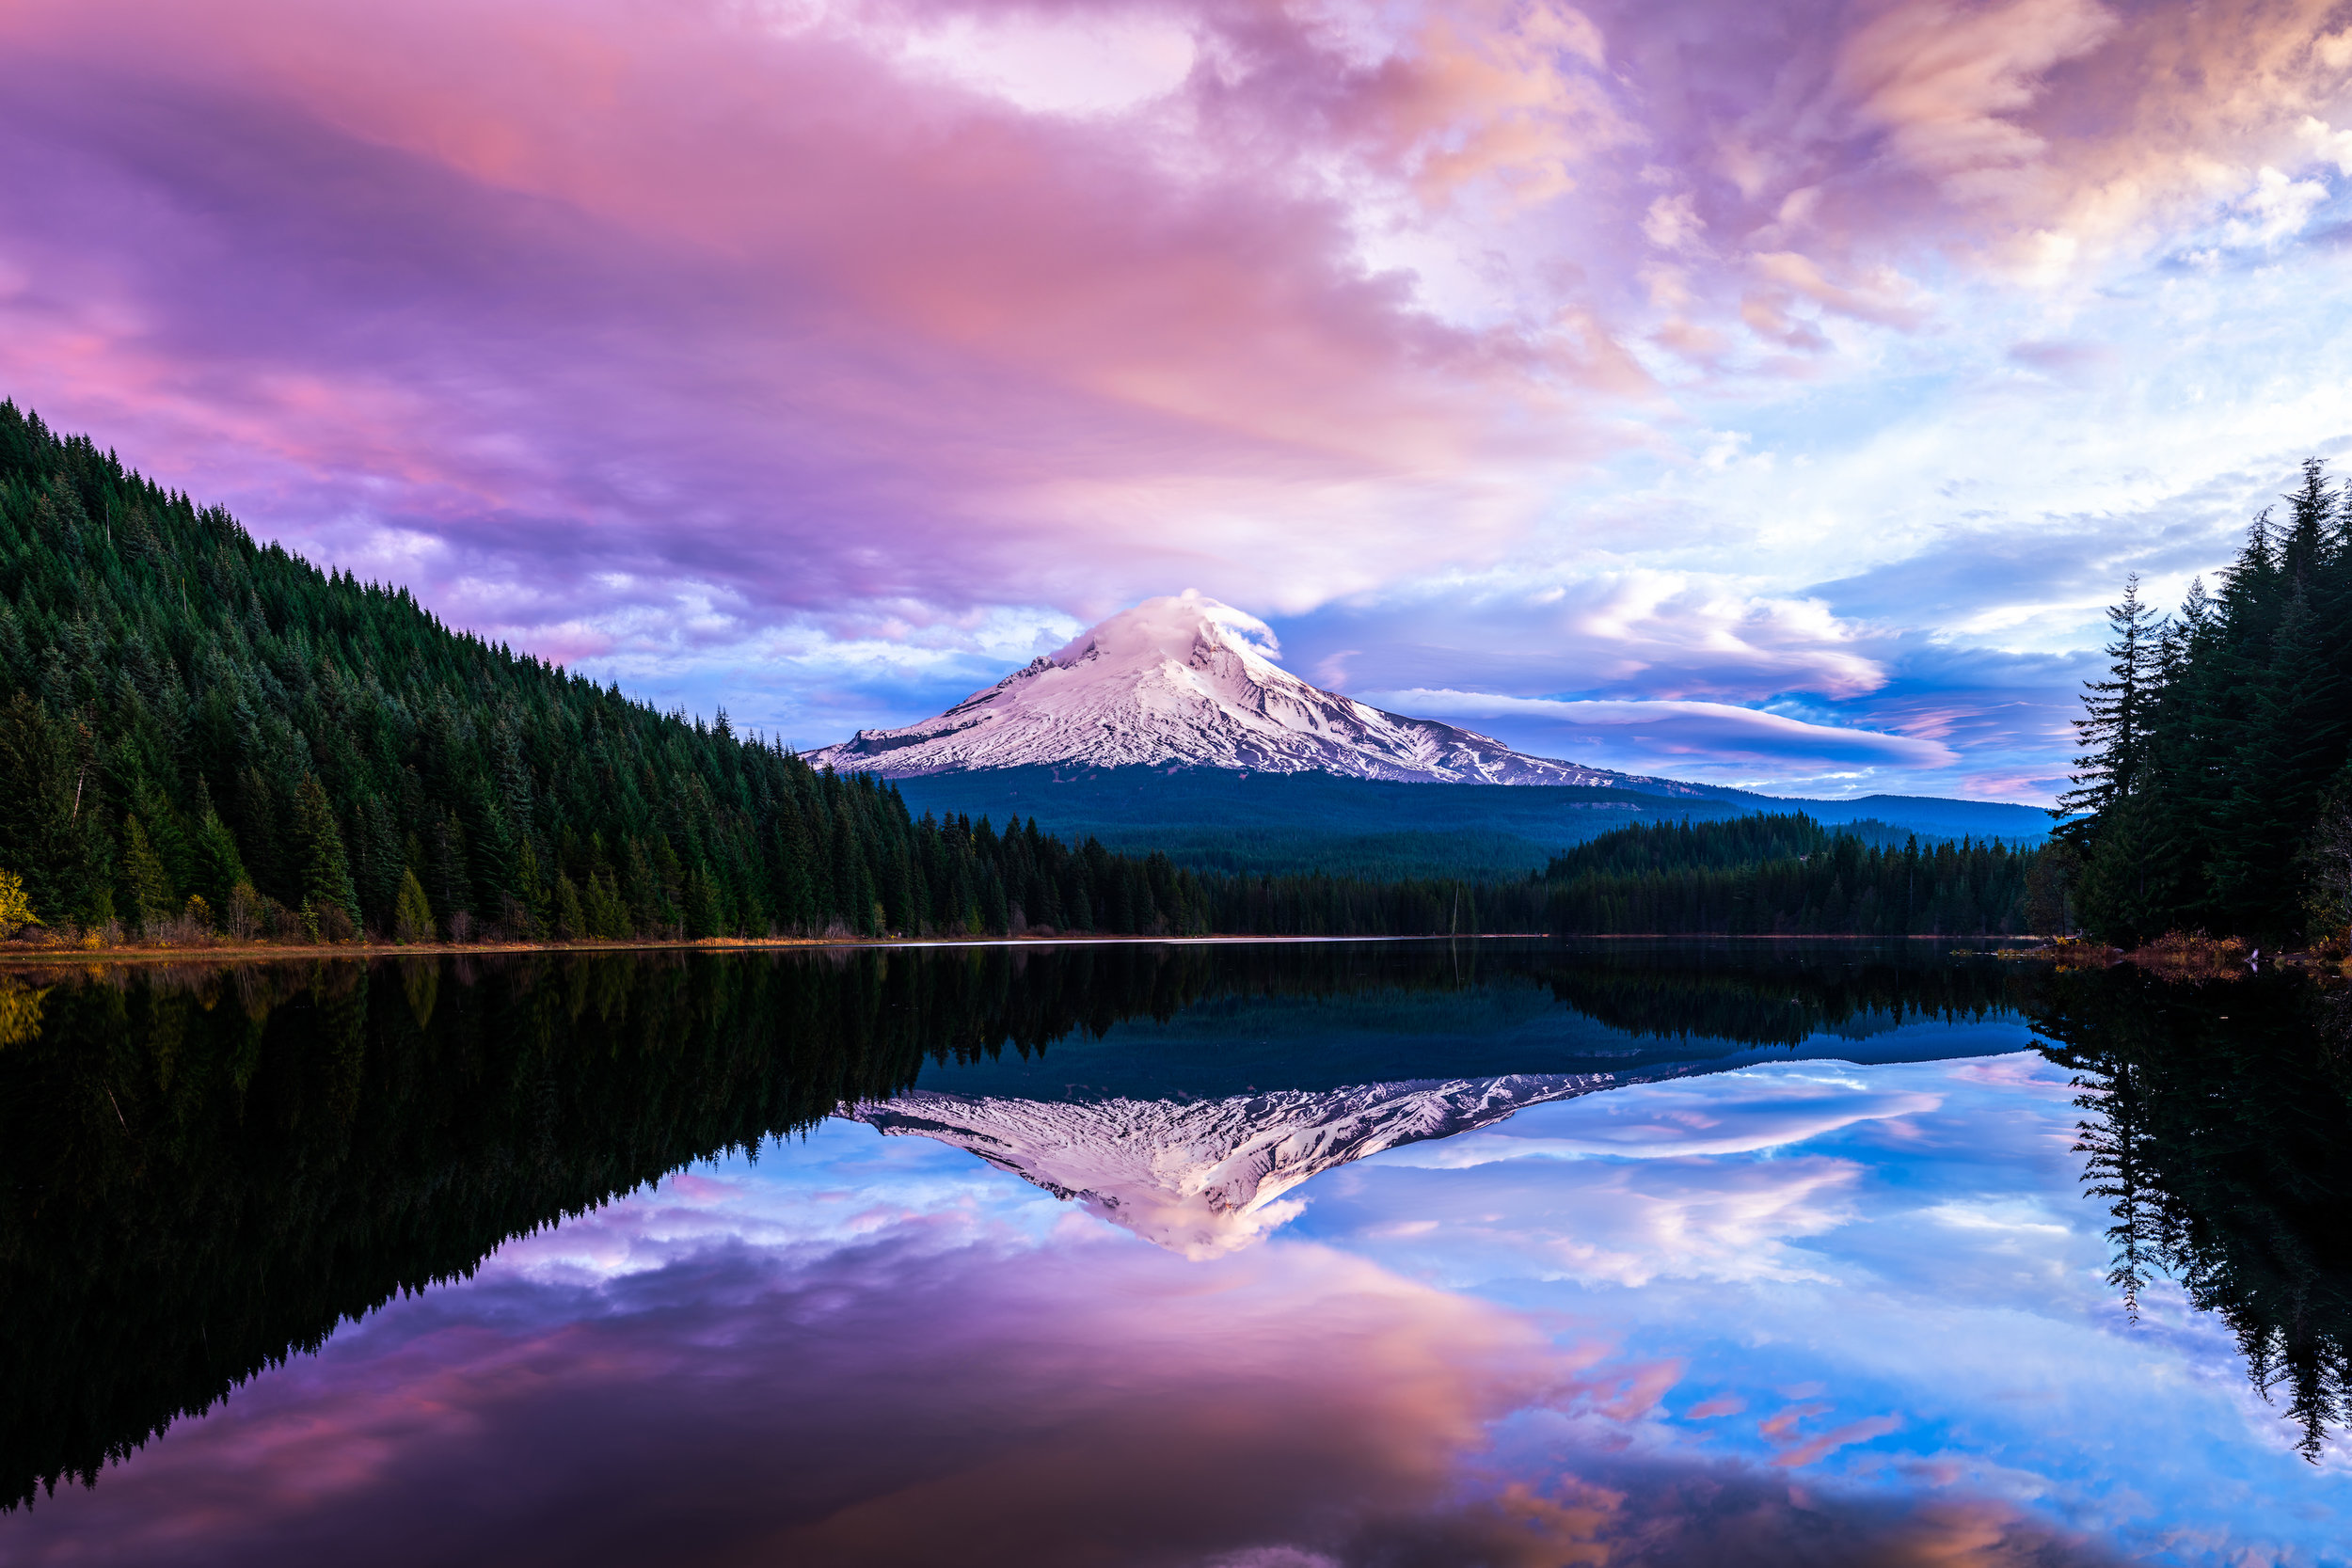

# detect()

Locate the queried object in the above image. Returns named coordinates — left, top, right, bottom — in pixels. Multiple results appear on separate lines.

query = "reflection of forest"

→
left=2028, top=968, right=2352, bottom=1460
left=0, top=953, right=935, bottom=1510
left=0, top=940, right=2026, bottom=1509
left=1535, top=942, right=2020, bottom=1048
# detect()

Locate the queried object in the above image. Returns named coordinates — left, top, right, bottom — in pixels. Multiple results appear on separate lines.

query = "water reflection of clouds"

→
left=0, top=1187, right=1647, bottom=1567
left=0, top=1200, right=2125, bottom=1568
left=1327, top=1154, right=1866, bottom=1287
left=6, top=1055, right=2345, bottom=1565
left=1377, top=1068, right=1944, bottom=1165
left=1303, top=1053, right=2352, bottom=1560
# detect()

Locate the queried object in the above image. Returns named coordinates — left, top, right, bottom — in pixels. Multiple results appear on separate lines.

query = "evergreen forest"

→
left=2059, top=459, right=2352, bottom=944
left=0, top=404, right=1529, bottom=943
left=1533, top=813, right=2044, bottom=936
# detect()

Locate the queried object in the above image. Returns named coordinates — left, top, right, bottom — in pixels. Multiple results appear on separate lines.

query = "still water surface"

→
left=1, top=939, right=2345, bottom=1564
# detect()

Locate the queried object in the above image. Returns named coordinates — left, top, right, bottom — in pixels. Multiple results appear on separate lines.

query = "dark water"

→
left=0, top=939, right=2345, bottom=1565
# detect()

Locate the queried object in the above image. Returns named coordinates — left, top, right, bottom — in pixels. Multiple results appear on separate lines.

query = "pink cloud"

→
left=0, top=0, right=2344, bottom=770
left=1772, top=1414, right=1906, bottom=1468
left=0, top=0, right=1613, bottom=632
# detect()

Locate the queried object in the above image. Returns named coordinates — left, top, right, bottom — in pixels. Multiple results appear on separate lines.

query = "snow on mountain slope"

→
left=803, top=592, right=1711, bottom=791
left=843, top=1071, right=1638, bottom=1257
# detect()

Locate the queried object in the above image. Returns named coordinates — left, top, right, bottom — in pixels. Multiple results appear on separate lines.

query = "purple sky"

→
left=8, top=0, right=2352, bottom=798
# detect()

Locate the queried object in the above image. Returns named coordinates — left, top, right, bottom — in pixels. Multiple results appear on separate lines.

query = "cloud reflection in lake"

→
left=3, top=1049, right=2344, bottom=1566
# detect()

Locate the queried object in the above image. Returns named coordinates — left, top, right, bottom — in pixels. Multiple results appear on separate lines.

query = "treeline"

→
left=1532, top=813, right=2046, bottom=936
left=2058, top=460, right=2352, bottom=944
left=0, top=403, right=1545, bottom=944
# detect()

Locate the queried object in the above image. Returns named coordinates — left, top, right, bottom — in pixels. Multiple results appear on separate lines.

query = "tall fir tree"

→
left=2067, top=461, right=2352, bottom=941
left=292, top=775, right=360, bottom=928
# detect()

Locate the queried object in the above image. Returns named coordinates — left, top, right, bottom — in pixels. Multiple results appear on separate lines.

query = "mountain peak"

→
left=1047, top=590, right=1282, bottom=673
left=844, top=1072, right=1629, bottom=1257
left=803, top=594, right=1715, bottom=791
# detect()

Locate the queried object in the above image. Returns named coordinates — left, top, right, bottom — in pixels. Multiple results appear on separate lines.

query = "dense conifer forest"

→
left=2059, top=460, right=2352, bottom=945
left=0, top=403, right=1531, bottom=942
left=1533, top=813, right=2042, bottom=936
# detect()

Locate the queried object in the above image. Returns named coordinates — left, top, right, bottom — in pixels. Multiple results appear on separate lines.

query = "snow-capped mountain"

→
left=843, top=1071, right=1633, bottom=1258
left=803, top=592, right=1713, bottom=792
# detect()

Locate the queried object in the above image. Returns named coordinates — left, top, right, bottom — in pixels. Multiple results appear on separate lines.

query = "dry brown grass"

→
left=1994, top=936, right=2122, bottom=969
left=2122, top=930, right=2249, bottom=982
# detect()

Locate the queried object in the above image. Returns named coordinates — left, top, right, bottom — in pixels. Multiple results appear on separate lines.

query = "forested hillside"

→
left=1536, top=814, right=2044, bottom=936
left=0, top=404, right=1255, bottom=942
left=2060, top=460, right=2352, bottom=944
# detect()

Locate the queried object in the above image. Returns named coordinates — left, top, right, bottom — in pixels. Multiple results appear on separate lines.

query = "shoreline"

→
left=0, top=929, right=2046, bottom=969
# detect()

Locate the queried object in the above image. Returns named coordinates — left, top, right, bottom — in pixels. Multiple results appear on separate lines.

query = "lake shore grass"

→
left=1996, top=930, right=2351, bottom=981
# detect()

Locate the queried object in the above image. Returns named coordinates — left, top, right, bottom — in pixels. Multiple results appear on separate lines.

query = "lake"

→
left=1, top=938, right=2345, bottom=1565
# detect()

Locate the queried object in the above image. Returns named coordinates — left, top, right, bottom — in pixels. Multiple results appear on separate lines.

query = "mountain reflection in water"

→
left=0, top=938, right=2346, bottom=1565
left=849, top=1073, right=1631, bottom=1258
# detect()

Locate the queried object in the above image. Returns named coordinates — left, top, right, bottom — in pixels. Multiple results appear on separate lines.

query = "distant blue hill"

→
left=885, top=766, right=2051, bottom=881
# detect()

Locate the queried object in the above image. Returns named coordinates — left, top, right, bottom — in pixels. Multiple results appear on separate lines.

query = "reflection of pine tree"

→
left=2033, top=965, right=2352, bottom=1460
left=2073, top=1058, right=2161, bottom=1322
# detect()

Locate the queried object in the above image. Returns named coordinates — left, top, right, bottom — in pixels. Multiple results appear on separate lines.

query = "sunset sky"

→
left=8, top=0, right=2352, bottom=798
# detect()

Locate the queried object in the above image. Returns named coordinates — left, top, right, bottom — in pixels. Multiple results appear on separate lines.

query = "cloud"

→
left=5, top=0, right=2352, bottom=795
left=1354, top=1154, right=1870, bottom=1287
left=1280, top=572, right=1890, bottom=703
left=1363, top=689, right=1956, bottom=770
left=1833, top=0, right=2118, bottom=184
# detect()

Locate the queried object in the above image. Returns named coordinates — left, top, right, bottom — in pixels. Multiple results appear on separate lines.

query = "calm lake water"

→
left=2, top=939, right=2346, bottom=1566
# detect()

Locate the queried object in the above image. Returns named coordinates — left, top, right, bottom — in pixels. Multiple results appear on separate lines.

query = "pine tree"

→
left=554, top=872, right=586, bottom=941
left=2078, top=791, right=2169, bottom=946
left=686, top=868, right=723, bottom=940
left=2211, top=589, right=2347, bottom=934
left=119, top=815, right=174, bottom=929
left=292, top=775, right=359, bottom=927
left=2302, top=769, right=2352, bottom=943
left=516, top=838, right=550, bottom=937
left=189, top=789, right=250, bottom=913
left=0, top=694, right=99, bottom=923
left=2057, top=576, right=2160, bottom=846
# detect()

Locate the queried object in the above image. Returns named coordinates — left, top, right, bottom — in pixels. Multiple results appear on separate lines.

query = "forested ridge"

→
left=1533, top=813, right=2044, bottom=936
left=2060, top=460, right=2352, bottom=945
left=0, top=403, right=1334, bottom=943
